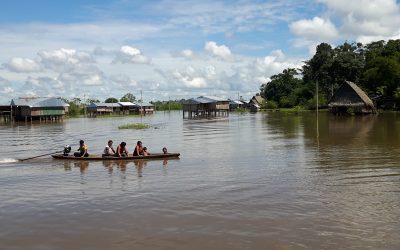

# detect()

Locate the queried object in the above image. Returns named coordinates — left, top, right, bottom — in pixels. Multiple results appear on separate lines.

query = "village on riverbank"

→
left=0, top=80, right=382, bottom=124
left=1, top=39, right=399, bottom=124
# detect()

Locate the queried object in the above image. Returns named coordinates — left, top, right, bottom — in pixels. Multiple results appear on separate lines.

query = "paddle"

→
left=19, top=150, right=63, bottom=162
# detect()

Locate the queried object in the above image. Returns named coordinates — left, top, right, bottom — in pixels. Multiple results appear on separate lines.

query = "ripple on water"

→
left=0, top=112, right=400, bottom=249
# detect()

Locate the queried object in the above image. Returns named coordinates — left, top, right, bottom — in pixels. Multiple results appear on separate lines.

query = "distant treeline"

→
left=150, top=101, right=182, bottom=111
left=260, top=39, right=400, bottom=110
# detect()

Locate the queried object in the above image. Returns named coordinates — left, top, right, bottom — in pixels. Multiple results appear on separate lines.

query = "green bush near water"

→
left=118, top=123, right=151, bottom=129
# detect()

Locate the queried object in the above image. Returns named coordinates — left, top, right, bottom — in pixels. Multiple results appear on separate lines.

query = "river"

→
left=0, top=111, right=399, bottom=249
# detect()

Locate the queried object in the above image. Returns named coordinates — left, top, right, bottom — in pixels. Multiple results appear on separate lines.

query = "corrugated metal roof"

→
left=229, top=100, right=244, bottom=105
left=186, top=96, right=229, bottom=104
left=202, top=96, right=228, bottom=102
left=118, top=102, right=136, bottom=106
left=11, top=97, right=68, bottom=107
left=88, top=102, right=121, bottom=108
left=140, top=103, right=154, bottom=107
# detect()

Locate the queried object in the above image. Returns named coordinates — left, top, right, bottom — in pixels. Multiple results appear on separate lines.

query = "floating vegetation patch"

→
left=118, top=123, right=151, bottom=129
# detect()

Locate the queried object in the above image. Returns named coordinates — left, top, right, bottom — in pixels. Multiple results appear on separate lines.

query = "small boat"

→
left=51, top=153, right=180, bottom=161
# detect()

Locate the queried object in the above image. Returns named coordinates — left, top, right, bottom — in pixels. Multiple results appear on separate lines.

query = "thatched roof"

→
left=328, top=81, right=374, bottom=108
left=250, top=95, right=265, bottom=105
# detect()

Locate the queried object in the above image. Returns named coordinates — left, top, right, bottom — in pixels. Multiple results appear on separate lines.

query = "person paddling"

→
left=133, top=141, right=143, bottom=156
left=115, top=142, right=129, bottom=157
left=102, top=140, right=116, bottom=157
left=74, top=140, right=89, bottom=157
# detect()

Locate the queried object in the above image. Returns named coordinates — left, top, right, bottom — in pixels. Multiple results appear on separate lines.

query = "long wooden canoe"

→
left=51, top=153, right=180, bottom=161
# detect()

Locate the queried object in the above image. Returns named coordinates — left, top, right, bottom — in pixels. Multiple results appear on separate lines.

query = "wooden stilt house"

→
left=182, top=96, right=229, bottom=118
left=11, top=97, right=69, bottom=122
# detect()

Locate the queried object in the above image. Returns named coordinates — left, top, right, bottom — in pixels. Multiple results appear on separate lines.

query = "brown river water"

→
left=0, top=111, right=399, bottom=249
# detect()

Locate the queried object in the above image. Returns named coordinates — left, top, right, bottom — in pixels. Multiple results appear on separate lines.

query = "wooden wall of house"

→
left=215, top=103, right=229, bottom=110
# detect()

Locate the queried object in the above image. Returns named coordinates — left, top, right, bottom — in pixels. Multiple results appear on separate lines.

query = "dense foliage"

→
left=104, top=97, right=119, bottom=103
left=260, top=39, right=400, bottom=109
left=150, top=100, right=183, bottom=111
left=120, top=93, right=136, bottom=102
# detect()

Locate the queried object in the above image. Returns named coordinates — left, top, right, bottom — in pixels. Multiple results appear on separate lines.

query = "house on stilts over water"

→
left=328, top=81, right=377, bottom=115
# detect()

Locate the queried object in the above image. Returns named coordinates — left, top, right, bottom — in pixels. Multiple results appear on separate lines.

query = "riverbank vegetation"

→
left=118, top=123, right=151, bottom=129
left=150, top=100, right=183, bottom=111
left=260, top=39, right=400, bottom=110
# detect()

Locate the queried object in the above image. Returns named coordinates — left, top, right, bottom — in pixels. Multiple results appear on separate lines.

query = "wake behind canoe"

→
left=51, top=153, right=180, bottom=161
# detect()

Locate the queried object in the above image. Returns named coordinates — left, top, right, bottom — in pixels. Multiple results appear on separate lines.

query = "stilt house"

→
left=11, top=97, right=69, bottom=121
left=182, top=96, right=229, bottom=118
left=328, top=81, right=376, bottom=115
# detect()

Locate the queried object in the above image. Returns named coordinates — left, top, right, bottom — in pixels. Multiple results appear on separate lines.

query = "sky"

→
left=0, top=0, right=400, bottom=104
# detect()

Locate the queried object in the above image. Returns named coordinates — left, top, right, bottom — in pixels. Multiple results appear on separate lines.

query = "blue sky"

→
left=0, top=0, right=399, bottom=103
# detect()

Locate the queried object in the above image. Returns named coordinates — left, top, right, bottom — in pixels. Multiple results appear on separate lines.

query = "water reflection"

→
left=134, top=160, right=146, bottom=177
left=1, top=111, right=399, bottom=249
left=75, top=161, right=89, bottom=173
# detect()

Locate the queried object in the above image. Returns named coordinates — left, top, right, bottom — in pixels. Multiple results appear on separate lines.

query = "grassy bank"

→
left=118, top=123, right=151, bottom=129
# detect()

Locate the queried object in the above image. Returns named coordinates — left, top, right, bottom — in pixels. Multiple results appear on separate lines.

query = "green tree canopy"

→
left=261, top=39, right=400, bottom=109
left=105, top=97, right=119, bottom=103
left=120, top=93, right=136, bottom=102
left=260, top=68, right=304, bottom=107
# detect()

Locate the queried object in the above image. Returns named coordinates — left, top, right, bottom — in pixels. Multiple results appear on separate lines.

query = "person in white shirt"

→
left=102, top=140, right=116, bottom=157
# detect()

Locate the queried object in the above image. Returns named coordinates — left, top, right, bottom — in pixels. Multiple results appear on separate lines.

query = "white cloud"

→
left=154, top=49, right=303, bottom=95
left=319, top=0, right=400, bottom=41
left=58, top=64, right=106, bottom=86
left=148, top=0, right=306, bottom=34
left=205, top=41, right=233, bottom=61
left=1, top=87, right=14, bottom=94
left=290, top=0, right=400, bottom=49
left=3, top=57, right=41, bottom=73
left=113, top=45, right=151, bottom=64
left=172, top=67, right=208, bottom=88
left=172, top=49, right=196, bottom=60
left=38, top=48, right=93, bottom=72
left=109, top=74, right=137, bottom=87
left=289, top=17, right=338, bottom=41
left=19, top=77, right=53, bottom=97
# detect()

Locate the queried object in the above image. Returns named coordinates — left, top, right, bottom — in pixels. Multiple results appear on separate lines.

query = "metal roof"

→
left=185, top=96, right=229, bottom=104
left=140, top=102, right=154, bottom=107
left=118, top=102, right=136, bottom=106
left=202, top=96, right=229, bottom=102
left=88, top=102, right=121, bottom=108
left=11, top=97, right=68, bottom=107
left=229, top=100, right=244, bottom=105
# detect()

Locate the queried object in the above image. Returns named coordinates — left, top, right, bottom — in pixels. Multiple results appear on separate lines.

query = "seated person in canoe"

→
left=74, top=140, right=89, bottom=157
left=115, top=142, right=129, bottom=157
left=143, top=147, right=150, bottom=156
left=133, top=141, right=143, bottom=156
left=162, top=147, right=168, bottom=154
left=102, top=140, right=116, bottom=157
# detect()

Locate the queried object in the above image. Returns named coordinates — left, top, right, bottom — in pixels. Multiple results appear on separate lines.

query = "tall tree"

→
left=329, top=42, right=365, bottom=96
left=302, top=43, right=334, bottom=98
left=120, top=93, right=136, bottom=102
left=105, top=97, right=119, bottom=103
left=260, top=68, right=303, bottom=107
left=362, top=39, right=400, bottom=101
